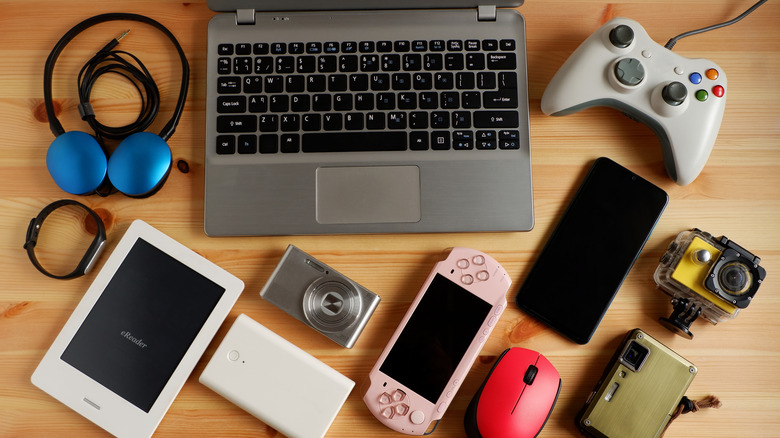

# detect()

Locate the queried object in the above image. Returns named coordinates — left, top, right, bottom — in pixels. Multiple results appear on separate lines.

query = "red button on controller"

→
left=712, top=85, right=725, bottom=98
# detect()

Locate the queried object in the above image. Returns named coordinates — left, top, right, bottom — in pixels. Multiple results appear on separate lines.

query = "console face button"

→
left=712, top=85, right=725, bottom=98
left=689, top=72, right=702, bottom=84
left=379, top=392, right=392, bottom=404
left=609, top=24, right=634, bottom=48
left=410, top=410, right=425, bottom=425
left=457, top=258, right=470, bottom=269
left=695, top=90, right=709, bottom=101
left=662, top=81, right=687, bottom=106
left=461, top=274, right=474, bottom=285
left=706, top=68, right=719, bottom=80
left=614, top=58, right=645, bottom=86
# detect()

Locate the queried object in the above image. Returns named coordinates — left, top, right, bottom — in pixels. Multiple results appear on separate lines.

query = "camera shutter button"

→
left=693, top=249, right=711, bottom=265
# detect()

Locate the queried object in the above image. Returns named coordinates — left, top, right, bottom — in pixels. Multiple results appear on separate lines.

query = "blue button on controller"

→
left=689, top=72, right=702, bottom=84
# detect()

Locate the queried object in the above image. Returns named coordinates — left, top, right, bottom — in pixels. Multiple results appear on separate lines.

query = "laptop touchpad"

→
left=316, top=166, right=421, bottom=224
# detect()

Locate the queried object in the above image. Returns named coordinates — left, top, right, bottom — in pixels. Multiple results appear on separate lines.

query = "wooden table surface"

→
left=1, top=1, right=778, bottom=437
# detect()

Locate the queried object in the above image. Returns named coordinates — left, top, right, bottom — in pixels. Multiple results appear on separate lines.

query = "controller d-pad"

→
left=614, top=58, right=645, bottom=86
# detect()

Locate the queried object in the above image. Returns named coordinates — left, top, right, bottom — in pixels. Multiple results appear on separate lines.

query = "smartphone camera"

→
left=654, top=229, right=766, bottom=339
left=260, top=245, right=381, bottom=348
left=619, top=340, right=650, bottom=372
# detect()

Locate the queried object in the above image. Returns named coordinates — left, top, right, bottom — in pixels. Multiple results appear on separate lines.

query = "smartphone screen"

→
left=514, top=157, right=668, bottom=344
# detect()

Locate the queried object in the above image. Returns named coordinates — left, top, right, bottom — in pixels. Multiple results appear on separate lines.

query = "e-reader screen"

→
left=379, top=274, right=492, bottom=403
left=60, top=237, right=226, bottom=412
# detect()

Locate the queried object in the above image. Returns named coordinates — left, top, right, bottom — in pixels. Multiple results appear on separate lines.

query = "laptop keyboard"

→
left=214, top=39, right=522, bottom=154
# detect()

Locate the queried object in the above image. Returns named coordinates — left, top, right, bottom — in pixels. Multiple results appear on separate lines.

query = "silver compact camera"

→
left=260, top=245, right=380, bottom=348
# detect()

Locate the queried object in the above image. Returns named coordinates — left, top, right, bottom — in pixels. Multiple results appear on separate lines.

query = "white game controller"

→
left=541, top=17, right=727, bottom=185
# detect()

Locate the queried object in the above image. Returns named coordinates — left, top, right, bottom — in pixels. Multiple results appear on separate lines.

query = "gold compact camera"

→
left=654, top=229, right=766, bottom=339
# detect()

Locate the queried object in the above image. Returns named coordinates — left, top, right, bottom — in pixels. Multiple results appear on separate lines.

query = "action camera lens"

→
left=719, top=262, right=752, bottom=295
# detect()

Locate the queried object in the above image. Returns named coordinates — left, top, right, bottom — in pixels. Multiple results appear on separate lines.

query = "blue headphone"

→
left=43, top=13, right=189, bottom=198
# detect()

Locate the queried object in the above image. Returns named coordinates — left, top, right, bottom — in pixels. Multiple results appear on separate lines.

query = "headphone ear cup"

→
left=46, top=131, right=107, bottom=195
left=107, top=132, right=172, bottom=197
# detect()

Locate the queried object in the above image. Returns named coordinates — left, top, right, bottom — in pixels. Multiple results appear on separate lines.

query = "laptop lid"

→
left=208, top=0, right=524, bottom=12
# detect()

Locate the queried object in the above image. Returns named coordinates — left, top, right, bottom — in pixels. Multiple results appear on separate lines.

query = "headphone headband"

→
left=43, top=13, right=189, bottom=141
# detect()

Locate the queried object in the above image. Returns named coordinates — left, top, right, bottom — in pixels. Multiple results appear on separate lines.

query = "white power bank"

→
left=199, top=314, right=354, bottom=438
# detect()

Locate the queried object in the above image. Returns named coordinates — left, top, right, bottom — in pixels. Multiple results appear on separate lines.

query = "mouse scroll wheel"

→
left=523, top=364, right=539, bottom=385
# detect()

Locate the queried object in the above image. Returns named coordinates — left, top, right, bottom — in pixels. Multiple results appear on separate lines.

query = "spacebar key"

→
left=303, top=132, right=407, bottom=152
left=473, top=111, right=519, bottom=128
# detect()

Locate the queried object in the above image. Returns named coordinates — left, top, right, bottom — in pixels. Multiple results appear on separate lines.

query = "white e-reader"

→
left=31, top=219, right=244, bottom=438
left=199, top=313, right=355, bottom=438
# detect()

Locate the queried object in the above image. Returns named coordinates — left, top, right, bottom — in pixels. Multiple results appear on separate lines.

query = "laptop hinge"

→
left=477, top=5, right=497, bottom=22
left=236, top=9, right=256, bottom=25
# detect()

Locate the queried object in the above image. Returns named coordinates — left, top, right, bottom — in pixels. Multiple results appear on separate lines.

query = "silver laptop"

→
left=204, top=0, right=533, bottom=235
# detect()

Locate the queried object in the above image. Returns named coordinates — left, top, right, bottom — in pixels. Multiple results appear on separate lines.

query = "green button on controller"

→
left=695, top=90, right=709, bottom=102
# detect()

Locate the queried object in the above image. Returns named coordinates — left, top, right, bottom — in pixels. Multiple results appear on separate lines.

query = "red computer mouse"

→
left=464, top=348, right=561, bottom=438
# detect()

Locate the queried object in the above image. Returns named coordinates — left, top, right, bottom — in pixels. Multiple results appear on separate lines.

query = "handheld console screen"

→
left=379, top=273, right=492, bottom=403
left=60, top=238, right=226, bottom=412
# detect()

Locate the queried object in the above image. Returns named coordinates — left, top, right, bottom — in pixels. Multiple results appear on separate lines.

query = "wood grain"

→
left=1, top=1, right=779, bottom=437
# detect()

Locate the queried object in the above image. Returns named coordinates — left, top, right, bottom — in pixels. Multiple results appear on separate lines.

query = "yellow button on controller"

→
left=705, top=68, right=719, bottom=80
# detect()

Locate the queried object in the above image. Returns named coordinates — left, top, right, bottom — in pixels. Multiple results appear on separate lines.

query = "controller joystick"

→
left=541, top=18, right=727, bottom=185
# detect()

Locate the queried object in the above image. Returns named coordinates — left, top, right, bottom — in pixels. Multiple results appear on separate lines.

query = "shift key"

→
left=474, top=111, right=519, bottom=128
left=217, top=115, right=257, bottom=132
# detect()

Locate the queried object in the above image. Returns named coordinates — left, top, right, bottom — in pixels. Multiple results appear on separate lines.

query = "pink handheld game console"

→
left=362, top=247, right=511, bottom=435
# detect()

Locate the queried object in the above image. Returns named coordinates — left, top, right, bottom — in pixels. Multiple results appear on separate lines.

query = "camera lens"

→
left=718, top=262, right=752, bottom=295
left=621, top=341, right=649, bottom=372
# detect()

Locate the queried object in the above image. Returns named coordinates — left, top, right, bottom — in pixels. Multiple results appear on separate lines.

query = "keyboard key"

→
left=382, top=54, right=401, bottom=71
left=291, top=94, right=310, bottom=112
left=394, top=41, right=410, bottom=52
left=477, top=72, right=496, bottom=89
left=324, top=42, right=339, bottom=53
left=302, top=132, right=407, bottom=152
left=441, top=92, right=459, bottom=109
left=377, top=41, right=393, bottom=52
left=398, top=92, right=416, bottom=109
left=453, top=131, right=474, bottom=149
left=392, top=73, right=412, bottom=90
left=424, top=54, right=443, bottom=71
left=409, top=131, right=429, bottom=150
left=487, top=53, right=516, bottom=70
left=323, top=113, right=342, bottom=130
left=218, top=44, right=233, bottom=56
left=259, top=114, right=278, bottom=132
left=500, top=39, right=516, bottom=51
left=482, top=39, right=498, bottom=51
left=307, top=42, right=322, bottom=54
left=376, top=93, right=395, bottom=110
left=302, top=114, right=321, bottom=131
left=448, top=40, right=463, bottom=51
left=340, top=55, right=359, bottom=72
left=434, top=73, right=454, bottom=90
left=412, top=40, right=428, bottom=52
left=270, top=95, right=289, bottom=112
left=236, top=43, right=252, bottom=55
left=234, top=57, right=252, bottom=74
left=366, top=112, right=385, bottom=129
left=271, top=43, right=286, bottom=54
left=217, top=115, right=256, bottom=133
left=217, top=96, right=246, bottom=113
left=237, top=134, right=256, bottom=153
left=403, top=54, right=422, bottom=71
left=456, top=72, right=475, bottom=90
left=466, top=53, right=485, bottom=70
left=452, top=111, right=471, bottom=128
left=255, top=57, right=273, bottom=74
left=430, top=112, right=449, bottom=129
left=345, top=113, right=364, bottom=130
left=388, top=112, right=407, bottom=129
left=281, top=134, right=300, bottom=153
left=483, top=89, right=519, bottom=108
left=297, top=56, right=316, bottom=73
left=216, top=135, right=235, bottom=154
left=431, top=131, right=450, bottom=150
left=349, top=74, right=369, bottom=91
left=409, top=111, right=428, bottom=129
left=319, top=56, right=338, bottom=73
left=312, top=94, right=331, bottom=111
left=289, top=42, right=305, bottom=54
left=334, top=93, right=353, bottom=111
left=264, top=76, right=284, bottom=93
left=285, top=75, right=305, bottom=92
left=419, top=92, right=438, bottom=109
left=355, top=93, right=374, bottom=110
left=465, top=40, right=481, bottom=51
left=462, top=91, right=481, bottom=109
left=413, top=72, right=433, bottom=90
left=361, top=55, right=380, bottom=72
left=371, top=74, right=390, bottom=91
left=253, top=43, right=269, bottom=54
left=473, top=111, right=519, bottom=128
left=307, top=75, right=326, bottom=92
left=280, top=114, right=300, bottom=131
left=430, top=40, right=445, bottom=51
left=328, top=74, right=348, bottom=91
left=445, top=53, right=464, bottom=70
left=217, top=58, right=231, bottom=74
left=259, top=134, right=278, bottom=153
left=248, top=95, right=267, bottom=112
left=243, top=76, right=263, bottom=93
left=359, top=41, right=375, bottom=53
left=342, top=41, right=357, bottom=53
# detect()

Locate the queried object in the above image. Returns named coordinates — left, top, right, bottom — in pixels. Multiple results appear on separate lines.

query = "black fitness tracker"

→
left=24, top=199, right=107, bottom=279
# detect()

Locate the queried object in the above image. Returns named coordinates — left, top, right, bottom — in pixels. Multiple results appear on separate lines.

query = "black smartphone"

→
left=514, top=157, right=668, bottom=344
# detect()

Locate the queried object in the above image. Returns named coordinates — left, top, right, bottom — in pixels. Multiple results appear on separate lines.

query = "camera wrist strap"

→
left=661, top=395, right=722, bottom=437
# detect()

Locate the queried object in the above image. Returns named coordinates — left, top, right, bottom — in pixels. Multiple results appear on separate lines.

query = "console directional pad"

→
left=378, top=390, right=410, bottom=419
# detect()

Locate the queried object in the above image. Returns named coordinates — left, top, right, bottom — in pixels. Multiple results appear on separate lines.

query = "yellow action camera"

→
left=654, top=229, right=766, bottom=339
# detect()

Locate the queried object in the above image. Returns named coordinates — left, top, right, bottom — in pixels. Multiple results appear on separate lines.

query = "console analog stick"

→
left=662, top=81, right=688, bottom=106
left=614, top=58, right=645, bottom=86
left=609, top=25, right=634, bottom=48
